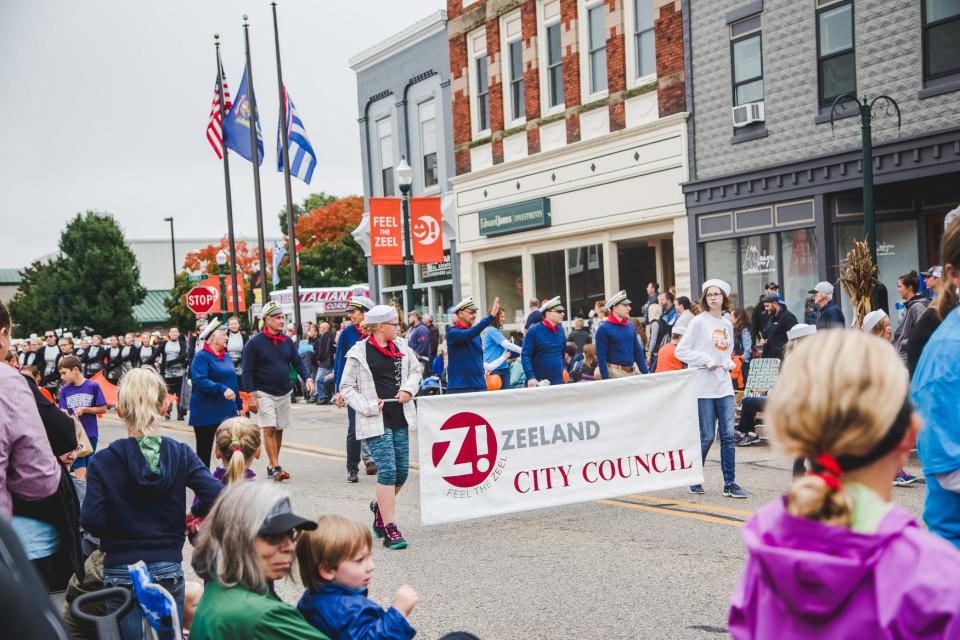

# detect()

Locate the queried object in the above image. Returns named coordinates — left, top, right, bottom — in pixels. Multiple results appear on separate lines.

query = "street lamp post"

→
left=163, top=217, right=176, bottom=287
left=216, top=250, right=228, bottom=323
left=396, top=158, right=415, bottom=317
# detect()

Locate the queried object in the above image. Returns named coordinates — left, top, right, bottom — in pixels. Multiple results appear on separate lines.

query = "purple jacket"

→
left=729, top=498, right=960, bottom=639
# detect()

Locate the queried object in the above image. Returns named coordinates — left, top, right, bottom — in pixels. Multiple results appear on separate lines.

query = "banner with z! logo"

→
left=416, top=369, right=703, bottom=525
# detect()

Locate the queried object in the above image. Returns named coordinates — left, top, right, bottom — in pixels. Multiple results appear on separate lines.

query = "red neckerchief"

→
left=203, top=343, right=225, bottom=361
left=606, top=314, right=629, bottom=326
left=367, top=337, right=404, bottom=359
left=542, top=320, right=558, bottom=334
left=263, top=329, right=286, bottom=347
left=454, top=321, right=470, bottom=330
left=353, top=322, right=368, bottom=340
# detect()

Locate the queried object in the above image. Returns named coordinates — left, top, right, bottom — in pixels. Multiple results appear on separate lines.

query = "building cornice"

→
left=349, top=11, right=447, bottom=73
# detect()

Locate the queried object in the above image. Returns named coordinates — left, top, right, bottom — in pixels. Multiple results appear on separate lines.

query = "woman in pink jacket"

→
left=729, top=329, right=960, bottom=639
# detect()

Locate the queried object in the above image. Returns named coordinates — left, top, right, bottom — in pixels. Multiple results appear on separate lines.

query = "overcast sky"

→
left=0, top=0, right=443, bottom=266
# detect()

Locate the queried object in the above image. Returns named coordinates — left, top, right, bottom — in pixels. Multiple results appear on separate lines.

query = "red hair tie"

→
left=807, top=453, right=843, bottom=491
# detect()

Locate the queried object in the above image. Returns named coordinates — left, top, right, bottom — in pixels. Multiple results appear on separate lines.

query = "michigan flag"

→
left=277, top=87, right=317, bottom=184
left=223, top=64, right=264, bottom=165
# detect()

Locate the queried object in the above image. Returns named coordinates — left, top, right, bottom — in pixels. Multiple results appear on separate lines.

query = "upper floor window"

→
left=633, top=0, right=656, bottom=79
left=817, top=1, right=856, bottom=107
left=376, top=117, right=394, bottom=197
left=730, top=16, right=763, bottom=106
left=502, top=12, right=525, bottom=125
left=922, top=0, right=960, bottom=81
left=539, top=0, right=565, bottom=113
left=419, top=100, right=438, bottom=189
left=585, top=0, right=608, bottom=96
left=467, top=28, right=490, bottom=137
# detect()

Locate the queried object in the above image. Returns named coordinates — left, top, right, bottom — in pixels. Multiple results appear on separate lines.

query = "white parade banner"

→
left=416, top=369, right=703, bottom=525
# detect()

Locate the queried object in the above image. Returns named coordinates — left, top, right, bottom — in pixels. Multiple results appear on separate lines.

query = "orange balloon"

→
left=486, top=373, right=503, bottom=391
left=563, top=369, right=570, bottom=383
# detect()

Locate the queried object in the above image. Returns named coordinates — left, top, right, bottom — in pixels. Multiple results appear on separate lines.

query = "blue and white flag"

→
left=222, top=64, right=264, bottom=165
left=271, top=241, right=287, bottom=287
left=277, top=87, right=316, bottom=184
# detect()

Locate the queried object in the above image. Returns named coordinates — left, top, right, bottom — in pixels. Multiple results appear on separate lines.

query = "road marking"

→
left=598, top=498, right=745, bottom=527
left=626, top=494, right=753, bottom=518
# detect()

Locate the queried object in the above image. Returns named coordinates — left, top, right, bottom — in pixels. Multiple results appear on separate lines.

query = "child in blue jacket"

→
left=295, top=514, right=418, bottom=639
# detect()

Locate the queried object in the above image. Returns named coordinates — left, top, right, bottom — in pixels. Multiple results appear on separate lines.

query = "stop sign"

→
left=186, top=286, right=217, bottom=314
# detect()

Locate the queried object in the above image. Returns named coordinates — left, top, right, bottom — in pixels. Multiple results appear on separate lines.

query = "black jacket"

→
left=33, top=345, right=62, bottom=386
left=427, top=323, right=440, bottom=359
left=82, top=344, right=106, bottom=375
left=158, top=337, right=189, bottom=377
left=761, top=307, right=798, bottom=359
left=133, top=343, right=158, bottom=367
left=314, top=332, right=334, bottom=369
left=815, top=301, right=845, bottom=330
left=104, top=345, right=124, bottom=382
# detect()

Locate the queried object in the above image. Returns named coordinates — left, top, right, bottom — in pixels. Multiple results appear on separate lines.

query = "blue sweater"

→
left=595, top=320, right=649, bottom=379
left=297, top=583, right=415, bottom=640
left=334, top=324, right=363, bottom=391
left=815, top=301, right=846, bottom=330
left=521, top=322, right=567, bottom=385
left=80, top=437, right=221, bottom=567
left=189, top=347, right=242, bottom=427
left=241, top=331, right=311, bottom=396
left=446, top=314, right=494, bottom=391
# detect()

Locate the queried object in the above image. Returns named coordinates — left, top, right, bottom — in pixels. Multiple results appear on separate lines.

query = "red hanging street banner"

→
left=410, top=197, right=444, bottom=264
left=200, top=270, right=247, bottom=314
left=370, top=197, right=403, bottom=265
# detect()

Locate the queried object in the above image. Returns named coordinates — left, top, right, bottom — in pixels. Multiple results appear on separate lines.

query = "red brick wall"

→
left=560, top=0, right=581, bottom=144
left=486, top=19, right=504, bottom=138
left=606, top=0, right=627, bottom=131
left=521, top=0, right=541, bottom=123
left=655, top=1, right=685, bottom=117
left=450, top=30, right=471, bottom=175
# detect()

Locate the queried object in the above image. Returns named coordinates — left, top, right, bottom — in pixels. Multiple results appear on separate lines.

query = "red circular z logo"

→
left=431, top=412, right=498, bottom=488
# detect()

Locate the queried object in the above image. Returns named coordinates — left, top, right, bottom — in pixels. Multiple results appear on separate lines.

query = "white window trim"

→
left=467, top=27, right=491, bottom=140
left=500, top=10, right=526, bottom=129
left=416, top=97, right=442, bottom=195
left=537, top=0, right=566, bottom=116
left=623, top=0, right=658, bottom=90
left=578, top=0, right=609, bottom=102
left=375, top=116, right=394, bottom=197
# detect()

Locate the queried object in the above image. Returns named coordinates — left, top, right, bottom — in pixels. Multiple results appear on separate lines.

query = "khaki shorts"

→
left=255, top=391, right=291, bottom=431
left=608, top=366, right=637, bottom=379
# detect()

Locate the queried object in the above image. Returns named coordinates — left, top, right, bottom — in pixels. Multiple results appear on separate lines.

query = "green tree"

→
left=278, top=192, right=337, bottom=236
left=164, top=272, right=195, bottom=331
left=9, top=211, right=145, bottom=336
left=276, top=236, right=367, bottom=288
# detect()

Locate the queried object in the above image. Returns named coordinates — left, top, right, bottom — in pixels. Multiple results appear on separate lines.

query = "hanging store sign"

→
left=410, top=197, right=445, bottom=264
left=370, top=197, right=403, bottom=265
left=479, top=198, right=551, bottom=237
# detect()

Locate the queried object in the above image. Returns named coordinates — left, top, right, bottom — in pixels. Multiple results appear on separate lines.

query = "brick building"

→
left=446, top=0, right=690, bottom=327
left=682, top=0, right=960, bottom=325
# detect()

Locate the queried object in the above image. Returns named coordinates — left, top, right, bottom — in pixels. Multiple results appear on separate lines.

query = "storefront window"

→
left=567, top=245, right=604, bottom=319
left=533, top=251, right=565, bottom=304
left=382, top=265, right=407, bottom=288
left=740, top=233, right=778, bottom=316
left=703, top=239, right=740, bottom=309
left=483, top=256, right=523, bottom=326
left=433, top=285, right=453, bottom=326
left=781, top=228, right=819, bottom=321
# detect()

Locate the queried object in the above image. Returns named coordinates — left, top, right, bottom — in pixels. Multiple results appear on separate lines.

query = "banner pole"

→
left=214, top=35, right=241, bottom=316
left=242, top=16, right=269, bottom=308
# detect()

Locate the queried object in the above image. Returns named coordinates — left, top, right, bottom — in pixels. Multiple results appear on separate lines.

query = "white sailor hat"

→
left=260, top=300, right=284, bottom=320
left=198, top=317, right=224, bottom=342
left=450, top=296, right=479, bottom=314
left=364, top=305, right=398, bottom=325
left=861, top=309, right=888, bottom=333
left=605, top=290, right=631, bottom=309
left=347, top=295, right=376, bottom=312
left=541, top=296, right=565, bottom=312
left=701, top=279, right=732, bottom=297
left=786, top=323, right=817, bottom=341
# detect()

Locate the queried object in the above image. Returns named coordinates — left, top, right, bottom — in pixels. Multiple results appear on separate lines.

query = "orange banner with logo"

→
left=200, top=270, right=247, bottom=314
left=370, top=198, right=403, bottom=265
left=410, top=197, right=444, bottom=264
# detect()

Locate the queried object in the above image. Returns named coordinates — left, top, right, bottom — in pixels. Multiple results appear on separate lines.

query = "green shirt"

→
left=136, top=436, right=162, bottom=473
left=190, top=581, right=330, bottom=640
left=847, top=482, right=894, bottom=534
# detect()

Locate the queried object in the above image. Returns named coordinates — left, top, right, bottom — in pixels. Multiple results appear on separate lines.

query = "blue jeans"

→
left=697, top=396, right=737, bottom=485
left=314, top=367, right=332, bottom=400
left=103, top=561, right=185, bottom=640
left=365, top=428, right=410, bottom=487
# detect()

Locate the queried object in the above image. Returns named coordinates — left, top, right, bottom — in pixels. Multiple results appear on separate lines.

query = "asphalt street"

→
left=98, top=401, right=926, bottom=640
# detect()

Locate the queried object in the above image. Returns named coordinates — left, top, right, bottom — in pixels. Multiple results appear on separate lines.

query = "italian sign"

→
left=416, top=369, right=702, bottom=525
left=370, top=197, right=403, bottom=265
left=410, top=197, right=444, bottom=264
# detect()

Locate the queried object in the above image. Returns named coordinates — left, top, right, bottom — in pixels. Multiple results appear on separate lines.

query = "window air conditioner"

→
left=732, top=101, right=764, bottom=128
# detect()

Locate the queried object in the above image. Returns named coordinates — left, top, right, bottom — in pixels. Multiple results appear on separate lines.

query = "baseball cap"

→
left=920, top=266, right=943, bottom=279
left=807, top=281, right=834, bottom=295
left=258, top=498, right=317, bottom=536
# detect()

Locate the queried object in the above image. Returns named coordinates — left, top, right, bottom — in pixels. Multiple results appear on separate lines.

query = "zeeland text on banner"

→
left=416, top=369, right=703, bottom=525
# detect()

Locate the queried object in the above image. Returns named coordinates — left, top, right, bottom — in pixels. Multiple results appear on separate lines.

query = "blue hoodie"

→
left=297, top=582, right=416, bottom=640
left=80, top=437, right=222, bottom=567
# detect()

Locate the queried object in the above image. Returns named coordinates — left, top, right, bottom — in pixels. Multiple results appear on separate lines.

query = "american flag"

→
left=206, top=70, right=232, bottom=159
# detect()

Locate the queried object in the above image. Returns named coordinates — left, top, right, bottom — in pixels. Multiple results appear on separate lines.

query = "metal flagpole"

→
left=270, top=1, right=303, bottom=333
left=214, top=35, right=241, bottom=318
left=242, top=16, right=269, bottom=308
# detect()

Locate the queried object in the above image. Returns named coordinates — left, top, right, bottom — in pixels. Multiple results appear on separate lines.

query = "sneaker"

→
left=688, top=484, right=705, bottom=495
left=177, top=414, right=185, bottom=421
left=383, top=522, right=407, bottom=550
left=267, top=467, right=290, bottom=482
left=737, top=433, right=761, bottom=447
left=346, top=471, right=359, bottom=483
left=894, top=470, right=919, bottom=487
left=365, top=461, right=378, bottom=476
left=370, top=501, right=385, bottom=539
left=723, top=483, right=748, bottom=499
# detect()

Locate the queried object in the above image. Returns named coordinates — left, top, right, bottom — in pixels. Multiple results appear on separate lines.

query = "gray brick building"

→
left=349, top=10, right=460, bottom=320
left=682, top=0, right=960, bottom=324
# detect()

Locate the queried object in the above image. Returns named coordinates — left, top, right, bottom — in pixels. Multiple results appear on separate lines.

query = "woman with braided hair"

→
left=729, top=329, right=960, bottom=639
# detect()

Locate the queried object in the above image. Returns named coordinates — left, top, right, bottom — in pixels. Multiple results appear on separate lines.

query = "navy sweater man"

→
left=809, top=281, right=845, bottom=330
left=446, top=296, right=501, bottom=393
left=595, top=290, right=649, bottom=378
left=241, top=301, right=313, bottom=482
left=521, top=296, right=567, bottom=386
left=333, top=295, right=376, bottom=483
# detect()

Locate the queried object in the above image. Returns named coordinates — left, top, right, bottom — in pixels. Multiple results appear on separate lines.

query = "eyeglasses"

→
left=705, top=292, right=724, bottom=298
left=259, top=529, right=300, bottom=546
left=45, top=334, right=55, bottom=339
left=464, top=309, right=478, bottom=315
left=384, top=322, right=400, bottom=327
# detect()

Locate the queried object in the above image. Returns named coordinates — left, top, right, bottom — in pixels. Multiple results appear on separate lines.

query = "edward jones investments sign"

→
left=478, top=197, right=551, bottom=237
left=416, top=369, right=703, bottom=525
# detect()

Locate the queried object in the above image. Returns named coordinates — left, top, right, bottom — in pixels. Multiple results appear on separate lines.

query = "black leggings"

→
left=736, top=396, right=767, bottom=434
left=193, top=426, right=216, bottom=468
left=164, top=376, right=183, bottom=417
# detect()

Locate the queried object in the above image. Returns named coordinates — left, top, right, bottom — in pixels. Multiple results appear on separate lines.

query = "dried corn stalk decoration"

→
left=840, top=239, right=878, bottom=327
